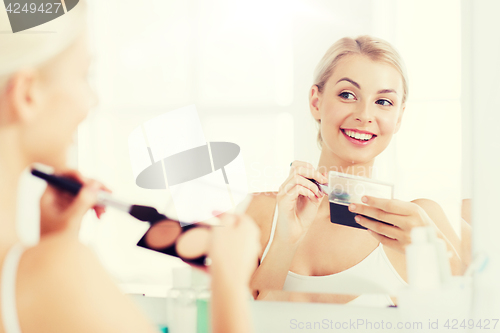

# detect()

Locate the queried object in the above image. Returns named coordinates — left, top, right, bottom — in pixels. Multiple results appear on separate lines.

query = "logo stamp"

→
left=3, top=0, right=79, bottom=33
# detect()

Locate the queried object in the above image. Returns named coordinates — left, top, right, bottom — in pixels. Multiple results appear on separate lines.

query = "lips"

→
left=341, top=128, right=377, bottom=146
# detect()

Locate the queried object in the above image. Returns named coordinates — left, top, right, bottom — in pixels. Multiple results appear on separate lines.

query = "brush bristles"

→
left=129, top=205, right=166, bottom=223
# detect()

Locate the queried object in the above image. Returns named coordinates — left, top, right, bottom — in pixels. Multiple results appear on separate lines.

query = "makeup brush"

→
left=31, top=169, right=167, bottom=223
left=306, top=177, right=329, bottom=195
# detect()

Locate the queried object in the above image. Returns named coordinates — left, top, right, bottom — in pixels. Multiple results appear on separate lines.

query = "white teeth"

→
left=343, top=130, right=373, bottom=141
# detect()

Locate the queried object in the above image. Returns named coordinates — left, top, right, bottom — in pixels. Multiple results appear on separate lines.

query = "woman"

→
left=248, top=36, right=462, bottom=306
left=0, top=3, right=259, bottom=333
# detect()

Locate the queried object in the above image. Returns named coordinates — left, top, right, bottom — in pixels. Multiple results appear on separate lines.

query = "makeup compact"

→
left=137, top=220, right=212, bottom=266
left=137, top=194, right=254, bottom=267
left=326, top=171, right=394, bottom=229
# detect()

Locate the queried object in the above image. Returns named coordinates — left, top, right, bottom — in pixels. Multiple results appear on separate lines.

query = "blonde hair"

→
left=0, top=1, right=87, bottom=88
left=312, top=35, right=408, bottom=148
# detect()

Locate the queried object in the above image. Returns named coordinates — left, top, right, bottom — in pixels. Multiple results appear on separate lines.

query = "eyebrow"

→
left=377, top=89, right=398, bottom=95
left=337, top=77, right=360, bottom=89
left=336, top=77, right=398, bottom=95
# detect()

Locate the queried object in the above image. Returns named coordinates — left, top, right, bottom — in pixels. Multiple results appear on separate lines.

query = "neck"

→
left=0, top=126, right=28, bottom=247
left=317, top=143, right=375, bottom=178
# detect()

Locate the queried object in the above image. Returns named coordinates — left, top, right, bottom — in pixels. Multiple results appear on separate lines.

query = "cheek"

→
left=377, top=113, right=400, bottom=135
left=321, top=101, right=350, bottom=129
left=56, top=80, right=92, bottom=124
left=44, top=81, right=91, bottom=148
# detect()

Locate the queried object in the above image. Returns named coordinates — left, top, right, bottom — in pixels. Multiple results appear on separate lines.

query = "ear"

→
left=1, top=69, right=43, bottom=125
left=393, top=104, right=405, bottom=134
left=309, top=85, right=322, bottom=121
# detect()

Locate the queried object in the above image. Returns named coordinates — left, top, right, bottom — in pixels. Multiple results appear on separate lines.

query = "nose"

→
left=353, top=102, right=374, bottom=124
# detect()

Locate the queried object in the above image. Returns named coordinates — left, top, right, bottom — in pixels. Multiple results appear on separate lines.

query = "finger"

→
left=290, top=175, right=324, bottom=198
left=291, top=166, right=328, bottom=185
left=100, top=183, right=112, bottom=193
left=63, top=181, right=101, bottom=221
left=54, top=169, right=111, bottom=194
left=361, top=196, right=415, bottom=216
left=290, top=160, right=315, bottom=171
left=94, top=206, right=106, bottom=219
left=355, top=215, right=405, bottom=240
left=348, top=203, right=407, bottom=227
left=281, top=182, right=319, bottom=203
left=53, top=168, right=88, bottom=185
left=296, top=185, right=321, bottom=203
left=218, top=213, right=238, bottom=227
left=366, top=229, right=400, bottom=248
left=297, top=175, right=324, bottom=198
left=41, top=184, right=74, bottom=207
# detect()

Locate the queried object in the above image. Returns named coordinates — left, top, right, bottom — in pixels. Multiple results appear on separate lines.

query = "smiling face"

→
left=310, top=54, right=405, bottom=165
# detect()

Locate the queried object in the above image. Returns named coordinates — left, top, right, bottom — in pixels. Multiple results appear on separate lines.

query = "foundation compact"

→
left=137, top=219, right=212, bottom=266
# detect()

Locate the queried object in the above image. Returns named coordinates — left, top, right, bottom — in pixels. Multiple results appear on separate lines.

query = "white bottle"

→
left=406, top=226, right=441, bottom=289
left=427, top=227, right=452, bottom=285
left=166, top=267, right=197, bottom=333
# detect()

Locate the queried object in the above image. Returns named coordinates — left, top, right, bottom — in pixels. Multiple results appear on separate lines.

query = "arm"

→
left=249, top=232, right=301, bottom=300
left=247, top=162, right=327, bottom=299
left=411, top=198, right=463, bottom=275
left=211, top=269, right=254, bottom=333
left=246, top=193, right=298, bottom=300
left=209, top=214, right=260, bottom=333
left=349, top=196, right=464, bottom=276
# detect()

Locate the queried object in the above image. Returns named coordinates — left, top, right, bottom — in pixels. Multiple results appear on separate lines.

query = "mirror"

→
left=241, top=0, right=466, bottom=306
left=51, top=0, right=469, bottom=305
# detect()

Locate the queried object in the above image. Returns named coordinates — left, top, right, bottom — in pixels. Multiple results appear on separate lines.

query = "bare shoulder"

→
left=17, top=234, right=157, bottom=333
left=246, top=192, right=277, bottom=226
left=411, top=198, right=461, bottom=251
left=245, top=192, right=277, bottom=259
left=411, top=198, right=444, bottom=215
left=411, top=198, right=454, bottom=230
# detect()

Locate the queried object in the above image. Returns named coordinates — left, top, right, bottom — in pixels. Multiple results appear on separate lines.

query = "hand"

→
left=275, top=161, right=327, bottom=244
left=39, top=169, right=110, bottom=237
left=348, top=196, right=436, bottom=254
left=209, top=213, right=261, bottom=287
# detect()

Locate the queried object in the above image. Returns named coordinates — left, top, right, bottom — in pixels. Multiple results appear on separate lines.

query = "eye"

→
left=339, top=92, right=356, bottom=100
left=376, top=99, right=393, bottom=106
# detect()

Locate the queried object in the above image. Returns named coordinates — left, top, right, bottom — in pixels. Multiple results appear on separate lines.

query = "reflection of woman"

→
left=0, top=4, right=259, bottom=333
left=249, top=36, right=462, bottom=306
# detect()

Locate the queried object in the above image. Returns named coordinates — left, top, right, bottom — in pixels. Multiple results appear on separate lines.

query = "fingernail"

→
left=362, top=196, right=368, bottom=203
left=354, top=215, right=360, bottom=222
left=212, top=210, right=222, bottom=216
left=349, top=204, right=356, bottom=211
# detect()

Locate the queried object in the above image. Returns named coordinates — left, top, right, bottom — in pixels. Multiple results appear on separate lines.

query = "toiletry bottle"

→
left=427, top=227, right=452, bottom=285
left=406, top=226, right=441, bottom=289
left=192, top=269, right=211, bottom=333
left=166, top=267, right=197, bottom=333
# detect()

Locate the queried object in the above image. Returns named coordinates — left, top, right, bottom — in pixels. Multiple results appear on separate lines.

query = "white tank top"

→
left=261, top=205, right=407, bottom=307
left=1, top=243, right=25, bottom=333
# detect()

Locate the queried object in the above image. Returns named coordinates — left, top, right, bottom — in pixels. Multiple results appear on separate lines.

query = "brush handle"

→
left=31, top=169, right=82, bottom=195
left=31, top=169, right=131, bottom=212
left=306, top=177, right=329, bottom=195
left=96, top=191, right=131, bottom=213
